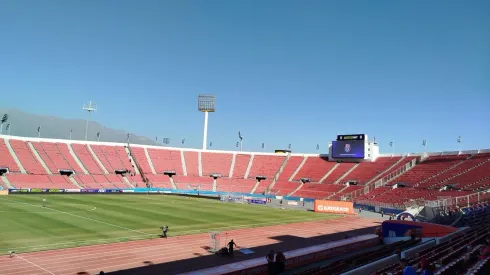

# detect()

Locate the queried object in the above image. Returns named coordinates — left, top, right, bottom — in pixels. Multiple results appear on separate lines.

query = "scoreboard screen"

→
left=331, top=140, right=365, bottom=159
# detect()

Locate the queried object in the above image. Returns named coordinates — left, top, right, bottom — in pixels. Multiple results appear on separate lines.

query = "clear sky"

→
left=0, top=0, right=489, bottom=154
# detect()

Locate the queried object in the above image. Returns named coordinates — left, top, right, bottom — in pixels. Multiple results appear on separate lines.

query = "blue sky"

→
left=0, top=0, right=489, bottom=154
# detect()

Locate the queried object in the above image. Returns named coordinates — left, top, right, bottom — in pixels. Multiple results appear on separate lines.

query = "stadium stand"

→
left=8, top=139, right=46, bottom=174
left=201, top=151, right=233, bottom=177
left=0, top=135, right=489, bottom=210
left=0, top=138, right=21, bottom=172
left=292, top=156, right=336, bottom=182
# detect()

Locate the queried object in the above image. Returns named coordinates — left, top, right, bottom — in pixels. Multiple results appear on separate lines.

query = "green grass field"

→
left=0, top=194, right=337, bottom=255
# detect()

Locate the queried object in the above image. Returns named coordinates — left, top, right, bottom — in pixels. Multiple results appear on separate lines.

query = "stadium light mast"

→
left=83, top=101, right=97, bottom=141
left=198, top=95, right=215, bottom=151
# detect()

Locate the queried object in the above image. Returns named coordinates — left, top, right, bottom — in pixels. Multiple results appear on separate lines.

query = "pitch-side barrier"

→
left=178, top=234, right=379, bottom=275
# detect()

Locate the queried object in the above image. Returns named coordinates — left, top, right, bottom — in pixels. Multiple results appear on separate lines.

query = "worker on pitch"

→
left=160, top=226, right=169, bottom=238
left=42, top=198, right=46, bottom=207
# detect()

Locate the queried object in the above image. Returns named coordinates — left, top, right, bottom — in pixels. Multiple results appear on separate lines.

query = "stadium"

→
left=0, top=122, right=489, bottom=274
left=1, top=1, right=490, bottom=275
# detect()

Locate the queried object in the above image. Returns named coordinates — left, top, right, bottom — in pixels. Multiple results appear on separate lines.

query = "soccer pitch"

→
left=0, top=194, right=337, bottom=254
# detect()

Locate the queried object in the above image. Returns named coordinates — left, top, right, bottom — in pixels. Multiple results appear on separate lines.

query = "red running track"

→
left=0, top=216, right=381, bottom=275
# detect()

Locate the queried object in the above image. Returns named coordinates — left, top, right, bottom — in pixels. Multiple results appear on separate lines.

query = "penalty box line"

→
left=0, top=197, right=152, bottom=238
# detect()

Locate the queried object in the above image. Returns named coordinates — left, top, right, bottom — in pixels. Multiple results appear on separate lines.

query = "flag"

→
left=156, top=136, right=158, bottom=142
left=373, top=136, right=376, bottom=143
left=390, top=141, right=393, bottom=147
left=238, top=131, right=243, bottom=140
left=1, top=114, right=8, bottom=123
left=37, top=126, right=41, bottom=132
left=236, top=142, right=239, bottom=148
left=182, top=138, right=185, bottom=144
left=262, top=143, right=265, bottom=149
left=209, top=141, right=212, bottom=147
left=288, top=144, right=291, bottom=149
left=5, top=124, right=9, bottom=131
left=422, top=140, right=426, bottom=146
left=316, top=144, right=319, bottom=150
left=127, top=134, right=130, bottom=140
left=457, top=136, right=461, bottom=143
left=97, top=132, right=100, bottom=138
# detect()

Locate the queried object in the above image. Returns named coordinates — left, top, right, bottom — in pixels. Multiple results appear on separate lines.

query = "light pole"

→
left=82, top=101, right=97, bottom=141
left=198, top=94, right=215, bottom=151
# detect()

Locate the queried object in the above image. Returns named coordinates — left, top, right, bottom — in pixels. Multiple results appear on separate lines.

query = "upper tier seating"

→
left=201, top=152, right=233, bottom=177
left=0, top=139, right=21, bottom=172
left=183, top=151, right=199, bottom=176
left=32, top=142, right=75, bottom=173
left=292, top=157, right=335, bottom=182
left=394, top=155, right=468, bottom=186
left=248, top=155, right=286, bottom=179
left=323, top=162, right=356, bottom=184
left=344, top=156, right=401, bottom=184
left=91, top=145, right=133, bottom=173
left=71, top=144, right=104, bottom=174
left=417, top=154, right=490, bottom=189
left=129, top=147, right=153, bottom=175
left=147, top=148, right=183, bottom=175
left=232, top=154, right=251, bottom=179
left=277, top=156, right=304, bottom=181
left=8, top=140, right=46, bottom=174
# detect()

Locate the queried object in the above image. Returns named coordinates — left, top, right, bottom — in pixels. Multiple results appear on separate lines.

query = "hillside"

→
left=0, top=108, right=158, bottom=145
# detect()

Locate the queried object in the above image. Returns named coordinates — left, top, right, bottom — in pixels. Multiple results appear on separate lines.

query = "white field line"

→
left=15, top=255, right=55, bottom=275
left=0, top=197, right=152, bottom=237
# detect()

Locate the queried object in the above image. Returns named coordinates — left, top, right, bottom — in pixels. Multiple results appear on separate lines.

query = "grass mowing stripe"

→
left=0, top=197, right=152, bottom=237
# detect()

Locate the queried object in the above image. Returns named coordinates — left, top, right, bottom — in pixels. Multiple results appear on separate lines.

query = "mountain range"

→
left=0, top=108, right=158, bottom=146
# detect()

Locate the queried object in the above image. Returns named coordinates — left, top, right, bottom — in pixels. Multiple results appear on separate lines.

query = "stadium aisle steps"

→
left=129, top=147, right=154, bottom=175
left=67, top=143, right=89, bottom=174
left=0, top=138, right=23, bottom=173
left=86, top=144, right=110, bottom=174
left=293, top=157, right=336, bottom=182
left=232, top=154, right=251, bottom=179
left=147, top=148, right=183, bottom=175
left=277, top=156, right=304, bottom=181
left=248, top=154, right=286, bottom=180
left=9, top=140, right=46, bottom=174
left=71, top=144, right=105, bottom=175
left=56, top=143, right=86, bottom=174
left=334, top=163, right=359, bottom=184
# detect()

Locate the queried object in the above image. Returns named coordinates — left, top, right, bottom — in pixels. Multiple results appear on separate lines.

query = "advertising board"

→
left=314, top=200, right=355, bottom=214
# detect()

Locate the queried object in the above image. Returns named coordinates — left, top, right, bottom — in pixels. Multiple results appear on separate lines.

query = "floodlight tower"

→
left=82, top=101, right=97, bottom=141
left=198, top=95, right=215, bottom=150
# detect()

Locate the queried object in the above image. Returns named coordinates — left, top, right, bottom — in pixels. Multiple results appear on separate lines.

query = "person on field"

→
left=160, top=226, right=168, bottom=238
left=9, top=251, right=15, bottom=258
left=228, top=239, right=237, bottom=256
left=42, top=198, right=46, bottom=207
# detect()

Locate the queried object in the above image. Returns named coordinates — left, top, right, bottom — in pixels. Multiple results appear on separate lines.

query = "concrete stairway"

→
left=68, top=143, right=89, bottom=174
left=198, top=151, right=203, bottom=177
left=244, top=154, right=254, bottom=179
left=334, top=163, right=359, bottom=184
left=27, top=141, right=52, bottom=174
left=68, top=176, right=83, bottom=188
left=144, top=148, right=157, bottom=175
left=319, top=163, right=340, bottom=183
left=289, top=156, right=307, bottom=181
left=122, top=177, right=135, bottom=188
left=287, top=183, right=304, bottom=197
left=87, top=145, right=109, bottom=174
left=228, top=154, right=237, bottom=178
left=180, top=150, right=188, bottom=176
left=124, top=146, right=140, bottom=175
left=1, top=175, right=14, bottom=188
left=5, top=139, right=27, bottom=174
left=250, top=180, right=261, bottom=194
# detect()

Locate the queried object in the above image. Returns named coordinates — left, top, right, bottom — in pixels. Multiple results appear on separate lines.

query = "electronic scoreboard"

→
left=332, top=134, right=366, bottom=159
